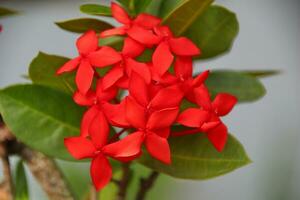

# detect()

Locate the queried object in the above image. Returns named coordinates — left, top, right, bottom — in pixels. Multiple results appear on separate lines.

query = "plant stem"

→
left=135, top=171, right=159, bottom=200
left=90, top=186, right=99, bottom=200
left=110, top=128, right=128, bottom=143
left=116, top=163, right=131, bottom=200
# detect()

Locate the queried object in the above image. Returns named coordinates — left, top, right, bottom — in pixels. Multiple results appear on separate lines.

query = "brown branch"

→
left=0, top=122, right=74, bottom=200
left=116, top=163, right=131, bottom=200
left=135, top=171, right=159, bottom=200
left=0, top=143, right=14, bottom=200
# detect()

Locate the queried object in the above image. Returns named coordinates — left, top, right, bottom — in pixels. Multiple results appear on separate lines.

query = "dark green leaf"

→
left=55, top=18, right=113, bottom=33
left=0, top=84, right=84, bottom=160
left=144, top=0, right=164, bottom=16
left=160, top=0, right=213, bottom=36
left=29, top=52, right=76, bottom=94
left=134, top=0, right=152, bottom=14
left=185, top=5, right=239, bottom=59
left=206, top=70, right=266, bottom=102
left=0, top=7, right=17, bottom=17
left=242, top=70, right=281, bottom=78
left=138, top=132, right=251, bottom=179
left=80, top=4, right=112, bottom=16
left=14, top=161, right=29, bottom=200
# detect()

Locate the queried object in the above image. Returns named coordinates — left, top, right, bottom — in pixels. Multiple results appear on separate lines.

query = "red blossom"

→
left=56, top=2, right=238, bottom=190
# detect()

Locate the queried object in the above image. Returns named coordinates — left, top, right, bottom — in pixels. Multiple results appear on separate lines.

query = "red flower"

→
left=64, top=129, right=142, bottom=190
left=56, top=30, right=122, bottom=94
left=177, top=85, right=237, bottom=151
left=100, top=3, right=161, bottom=46
left=151, top=26, right=201, bottom=76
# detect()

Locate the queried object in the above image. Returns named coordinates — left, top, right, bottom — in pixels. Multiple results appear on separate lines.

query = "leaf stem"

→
left=110, top=128, right=128, bottom=142
left=135, top=171, right=159, bottom=200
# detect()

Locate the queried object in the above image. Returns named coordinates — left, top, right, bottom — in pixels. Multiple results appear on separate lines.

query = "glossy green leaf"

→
left=138, top=132, right=251, bottom=180
left=185, top=5, right=239, bottom=59
left=80, top=4, right=112, bottom=16
left=206, top=70, right=266, bottom=102
left=0, top=7, right=17, bottom=17
left=134, top=0, right=152, bottom=14
left=55, top=18, right=113, bottom=33
left=160, top=0, right=213, bottom=36
left=14, top=161, right=29, bottom=200
left=0, top=84, right=84, bottom=160
left=29, top=52, right=76, bottom=94
left=144, top=0, right=164, bottom=16
left=242, top=70, right=281, bottom=78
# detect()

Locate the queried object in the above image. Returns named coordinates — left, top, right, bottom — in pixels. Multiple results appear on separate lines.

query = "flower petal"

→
left=102, top=64, right=124, bottom=90
left=122, top=37, right=145, bottom=58
left=100, top=27, right=127, bottom=37
left=169, top=37, right=200, bottom=56
left=147, top=107, right=179, bottom=130
left=111, top=2, right=131, bottom=25
left=102, top=100, right=130, bottom=127
left=134, top=14, right=161, bottom=29
left=174, top=56, right=193, bottom=79
left=73, top=90, right=96, bottom=106
left=88, top=46, right=122, bottom=68
left=76, top=30, right=98, bottom=55
left=194, top=85, right=212, bottom=110
left=126, top=58, right=151, bottom=84
left=206, top=123, right=228, bottom=152
left=90, top=155, right=112, bottom=191
left=150, top=85, right=183, bottom=109
left=76, top=60, right=94, bottom=94
left=129, top=72, right=149, bottom=106
left=89, top=111, right=109, bottom=149
left=64, top=136, right=95, bottom=159
left=125, top=97, right=146, bottom=129
left=95, top=79, right=118, bottom=101
left=127, top=25, right=160, bottom=46
left=145, top=133, right=171, bottom=164
left=177, top=108, right=210, bottom=128
left=193, top=70, right=210, bottom=87
left=212, top=93, right=237, bottom=116
left=103, top=131, right=144, bottom=161
left=56, top=57, right=81, bottom=75
left=152, top=41, right=174, bottom=76
left=80, top=105, right=100, bottom=137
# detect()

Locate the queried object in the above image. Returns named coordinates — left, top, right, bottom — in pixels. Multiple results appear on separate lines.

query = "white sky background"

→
left=0, top=0, right=300, bottom=199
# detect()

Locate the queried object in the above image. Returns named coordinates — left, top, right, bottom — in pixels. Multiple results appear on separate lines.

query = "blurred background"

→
left=0, top=0, right=300, bottom=199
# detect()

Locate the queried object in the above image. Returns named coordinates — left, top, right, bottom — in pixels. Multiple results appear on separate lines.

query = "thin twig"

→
left=116, top=163, right=131, bottom=200
left=135, top=171, right=159, bottom=200
left=90, top=186, right=99, bottom=200
left=109, top=128, right=128, bottom=143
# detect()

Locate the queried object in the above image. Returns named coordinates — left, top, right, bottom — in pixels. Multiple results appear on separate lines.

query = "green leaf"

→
left=134, top=0, right=152, bottom=14
left=138, top=132, right=251, bottom=179
left=0, top=7, right=17, bottom=17
left=14, top=161, right=29, bottom=200
left=0, top=84, right=84, bottom=160
left=206, top=70, right=266, bottom=102
left=55, top=18, right=113, bottom=33
left=242, top=70, right=281, bottom=78
left=160, top=0, right=213, bottom=36
left=185, top=5, right=239, bottom=59
left=80, top=4, right=112, bottom=16
left=144, top=0, right=164, bottom=16
left=29, top=52, right=76, bottom=94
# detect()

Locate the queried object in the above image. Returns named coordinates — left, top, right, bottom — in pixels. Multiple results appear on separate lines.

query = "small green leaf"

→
left=14, top=161, right=29, bottom=200
left=206, top=70, right=266, bottom=102
left=160, top=0, right=214, bottom=36
left=138, top=132, right=251, bottom=180
left=0, top=84, right=84, bottom=160
left=55, top=18, right=113, bottom=33
left=29, top=52, right=76, bottom=94
left=185, top=5, right=239, bottom=59
left=80, top=4, right=112, bottom=16
left=0, top=7, right=17, bottom=17
left=242, top=70, right=281, bottom=78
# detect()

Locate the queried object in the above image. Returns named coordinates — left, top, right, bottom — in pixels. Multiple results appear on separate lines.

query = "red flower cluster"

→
left=57, top=3, right=237, bottom=190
